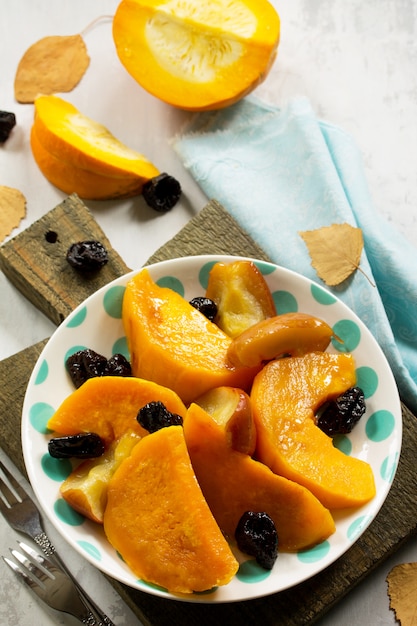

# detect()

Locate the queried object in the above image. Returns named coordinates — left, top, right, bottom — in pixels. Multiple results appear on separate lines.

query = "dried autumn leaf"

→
left=14, top=34, right=90, bottom=103
left=299, top=223, right=364, bottom=287
left=0, top=186, right=27, bottom=242
left=387, top=562, right=417, bottom=626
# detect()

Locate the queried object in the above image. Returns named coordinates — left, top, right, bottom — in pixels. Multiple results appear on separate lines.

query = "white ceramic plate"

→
left=22, top=255, right=402, bottom=603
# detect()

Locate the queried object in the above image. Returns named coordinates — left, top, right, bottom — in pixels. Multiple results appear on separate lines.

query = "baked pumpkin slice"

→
left=103, top=425, right=239, bottom=593
left=251, top=352, right=376, bottom=509
left=184, top=402, right=335, bottom=552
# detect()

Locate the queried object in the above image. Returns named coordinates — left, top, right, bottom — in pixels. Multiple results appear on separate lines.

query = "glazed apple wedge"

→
left=60, top=431, right=140, bottom=523
left=194, top=386, right=256, bottom=456
left=205, top=260, right=276, bottom=338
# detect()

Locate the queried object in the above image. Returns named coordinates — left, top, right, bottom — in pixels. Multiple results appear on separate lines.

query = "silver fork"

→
left=0, top=457, right=115, bottom=626
left=4, top=540, right=102, bottom=624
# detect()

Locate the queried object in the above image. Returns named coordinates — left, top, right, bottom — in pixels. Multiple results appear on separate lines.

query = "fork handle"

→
left=34, top=532, right=116, bottom=626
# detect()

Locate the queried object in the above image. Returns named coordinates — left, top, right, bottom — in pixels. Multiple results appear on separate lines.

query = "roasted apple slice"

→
left=227, top=312, right=335, bottom=368
left=194, top=386, right=256, bottom=456
left=60, top=431, right=140, bottom=523
left=205, top=260, right=276, bottom=338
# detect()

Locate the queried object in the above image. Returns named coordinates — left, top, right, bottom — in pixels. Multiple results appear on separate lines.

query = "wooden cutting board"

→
left=1, top=195, right=416, bottom=626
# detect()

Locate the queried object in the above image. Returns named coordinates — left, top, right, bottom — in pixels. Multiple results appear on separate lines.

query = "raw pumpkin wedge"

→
left=112, top=0, right=280, bottom=111
left=103, top=425, right=239, bottom=593
left=31, top=126, right=147, bottom=200
left=184, top=403, right=335, bottom=551
left=31, top=95, right=159, bottom=197
left=47, top=376, right=187, bottom=445
left=122, top=268, right=260, bottom=405
left=251, top=352, right=376, bottom=509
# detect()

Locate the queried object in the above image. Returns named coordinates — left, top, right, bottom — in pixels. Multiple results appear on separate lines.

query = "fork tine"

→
left=0, top=458, right=27, bottom=504
left=3, top=542, right=98, bottom=623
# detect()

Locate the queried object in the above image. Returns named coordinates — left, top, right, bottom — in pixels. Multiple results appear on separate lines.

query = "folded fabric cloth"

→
left=174, top=96, right=417, bottom=414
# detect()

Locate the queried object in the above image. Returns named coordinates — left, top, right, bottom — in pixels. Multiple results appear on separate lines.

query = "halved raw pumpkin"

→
left=104, top=425, right=239, bottom=593
left=112, top=0, right=280, bottom=111
left=122, top=268, right=260, bottom=404
left=31, top=95, right=159, bottom=198
left=251, top=352, right=376, bottom=509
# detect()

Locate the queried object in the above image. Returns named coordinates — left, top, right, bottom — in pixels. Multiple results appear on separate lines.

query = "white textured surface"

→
left=0, top=0, right=416, bottom=624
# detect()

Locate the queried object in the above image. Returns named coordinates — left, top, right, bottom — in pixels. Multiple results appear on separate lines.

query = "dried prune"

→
left=107, top=353, right=132, bottom=378
left=48, top=433, right=105, bottom=459
left=317, top=386, right=366, bottom=436
left=66, top=349, right=132, bottom=388
left=66, top=349, right=109, bottom=388
left=0, top=111, right=16, bottom=143
left=137, top=400, right=183, bottom=433
left=66, top=240, right=108, bottom=272
left=142, top=173, right=182, bottom=212
left=189, top=297, right=218, bottom=322
left=235, top=511, right=278, bottom=570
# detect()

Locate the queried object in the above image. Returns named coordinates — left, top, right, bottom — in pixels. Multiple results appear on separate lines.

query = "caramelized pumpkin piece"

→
left=47, top=376, right=187, bottom=445
left=184, top=403, right=335, bottom=551
left=205, top=260, right=276, bottom=338
left=122, top=268, right=260, bottom=405
left=104, top=425, right=239, bottom=593
left=112, top=0, right=280, bottom=111
left=251, top=352, right=376, bottom=509
left=31, top=95, right=159, bottom=199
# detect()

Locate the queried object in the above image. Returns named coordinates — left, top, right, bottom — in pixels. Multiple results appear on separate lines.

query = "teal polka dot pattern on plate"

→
left=254, top=261, right=276, bottom=275
left=333, top=434, right=352, bottom=456
left=112, top=336, right=129, bottom=359
left=236, top=560, right=272, bottom=583
left=199, top=261, right=218, bottom=290
left=103, top=285, right=126, bottom=319
left=54, top=498, right=85, bottom=526
left=380, top=453, right=399, bottom=482
left=41, top=453, right=72, bottom=482
left=332, top=319, right=361, bottom=352
left=355, top=366, right=379, bottom=399
left=29, top=402, right=55, bottom=433
left=347, top=515, right=372, bottom=541
left=156, top=275, right=184, bottom=297
left=297, top=540, right=331, bottom=564
left=365, top=410, right=395, bottom=442
left=78, top=541, right=101, bottom=561
left=273, top=290, right=298, bottom=314
left=34, top=359, right=48, bottom=385
left=67, top=306, right=87, bottom=328
left=311, top=283, right=337, bottom=305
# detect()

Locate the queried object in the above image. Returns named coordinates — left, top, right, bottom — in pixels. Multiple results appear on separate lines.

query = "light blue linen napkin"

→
left=174, top=96, right=417, bottom=414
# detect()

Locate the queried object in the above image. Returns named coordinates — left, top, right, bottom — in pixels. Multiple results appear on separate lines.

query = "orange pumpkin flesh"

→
left=47, top=376, right=187, bottom=445
left=31, top=126, right=147, bottom=200
left=104, top=425, right=239, bottom=593
left=184, top=403, right=335, bottom=551
left=251, top=352, right=376, bottom=509
left=112, top=0, right=280, bottom=111
left=31, top=95, right=159, bottom=199
left=122, top=268, right=260, bottom=405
